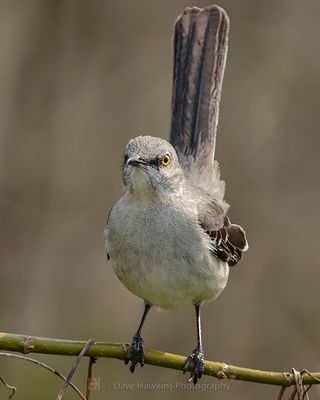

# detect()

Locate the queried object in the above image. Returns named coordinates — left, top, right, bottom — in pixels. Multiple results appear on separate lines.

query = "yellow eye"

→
left=161, top=154, right=171, bottom=167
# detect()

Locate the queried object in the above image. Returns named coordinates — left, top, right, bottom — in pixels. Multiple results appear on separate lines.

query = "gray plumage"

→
left=104, top=4, right=248, bottom=383
left=170, top=5, right=229, bottom=206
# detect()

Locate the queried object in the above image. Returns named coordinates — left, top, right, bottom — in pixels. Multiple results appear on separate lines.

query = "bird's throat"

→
left=128, top=168, right=156, bottom=201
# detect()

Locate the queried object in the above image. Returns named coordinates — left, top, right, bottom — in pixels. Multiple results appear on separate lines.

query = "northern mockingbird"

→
left=104, top=4, right=248, bottom=383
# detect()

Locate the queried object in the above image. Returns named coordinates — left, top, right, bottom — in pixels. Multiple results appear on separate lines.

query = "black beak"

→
left=127, top=157, right=148, bottom=166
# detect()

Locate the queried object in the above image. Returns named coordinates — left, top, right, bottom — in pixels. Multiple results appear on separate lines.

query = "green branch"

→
left=0, top=332, right=319, bottom=387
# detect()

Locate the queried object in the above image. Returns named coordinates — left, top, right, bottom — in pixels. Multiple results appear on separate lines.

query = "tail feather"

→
left=169, top=5, right=229, bottom=204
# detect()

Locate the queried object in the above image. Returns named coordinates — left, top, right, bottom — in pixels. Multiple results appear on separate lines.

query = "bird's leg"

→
left=183, top=303, right=205, bottom=384
left=125, top=301, right=151, bottom=373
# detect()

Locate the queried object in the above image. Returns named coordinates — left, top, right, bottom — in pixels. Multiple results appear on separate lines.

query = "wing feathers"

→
left=200, top=211, right=248, bottom=267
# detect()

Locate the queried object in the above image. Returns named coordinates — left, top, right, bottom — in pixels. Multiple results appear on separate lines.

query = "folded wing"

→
left=197, top=193, right=248, bottom=266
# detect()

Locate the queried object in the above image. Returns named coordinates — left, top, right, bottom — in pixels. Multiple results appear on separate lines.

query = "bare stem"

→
left=56, top=338, right=95, bottom=400
left=86, top=357, right=97, bottom=400
left=0, top=373, right=16, bottom=399
left=1, top=332, right=320, bottom=387
left=0, top=352, right=86, bottom=400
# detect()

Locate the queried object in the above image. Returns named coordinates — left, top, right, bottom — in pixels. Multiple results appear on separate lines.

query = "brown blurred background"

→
left=1, top=0, right=320, bottom=399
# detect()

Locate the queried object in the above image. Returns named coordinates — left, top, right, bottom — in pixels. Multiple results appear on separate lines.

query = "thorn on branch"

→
left=217, top=363, right=229, bottom=379
left=22, top=336, right=34, bottom=354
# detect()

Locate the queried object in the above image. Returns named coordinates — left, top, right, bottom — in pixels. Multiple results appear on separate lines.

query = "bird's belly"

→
left=108, top=233, right=229, bottom=309
left=113, top=256, right=229, bottom=310
left=105, top=200, right=229, bottom=309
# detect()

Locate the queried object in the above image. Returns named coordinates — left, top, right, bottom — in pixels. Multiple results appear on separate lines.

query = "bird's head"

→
left=122, top=135, right=184, bottom=199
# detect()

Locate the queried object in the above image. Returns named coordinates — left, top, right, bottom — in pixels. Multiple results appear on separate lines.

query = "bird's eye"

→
left=161, top=154, right=171, bottom=167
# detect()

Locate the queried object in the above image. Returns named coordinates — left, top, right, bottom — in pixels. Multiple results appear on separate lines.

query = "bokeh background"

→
left=1, top=0, right=320, bottom=399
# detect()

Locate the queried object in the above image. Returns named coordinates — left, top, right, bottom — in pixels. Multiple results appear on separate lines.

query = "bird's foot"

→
left=183, top=346, right=204, bottom=384
left=125, top=333, right=145, bottom=373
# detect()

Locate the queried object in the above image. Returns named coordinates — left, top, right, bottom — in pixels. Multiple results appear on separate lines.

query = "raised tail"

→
left=169, top=5, right=229, bottom=204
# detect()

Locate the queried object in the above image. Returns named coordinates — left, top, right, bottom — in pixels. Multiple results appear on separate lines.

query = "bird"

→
left=104, top=4, right=248, bottom=384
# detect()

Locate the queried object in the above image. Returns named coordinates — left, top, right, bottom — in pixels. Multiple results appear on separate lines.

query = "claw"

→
left=125, top=333, right=145, bottom=372
left=183, top=346, right=204, bottom=384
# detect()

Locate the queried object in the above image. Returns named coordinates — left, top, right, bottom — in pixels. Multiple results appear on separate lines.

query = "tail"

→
left=169, top=5, right=229, bottom=205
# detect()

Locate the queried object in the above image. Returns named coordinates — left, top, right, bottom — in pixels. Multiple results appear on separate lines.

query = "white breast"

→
left=105, top=197, right=229, bottom=310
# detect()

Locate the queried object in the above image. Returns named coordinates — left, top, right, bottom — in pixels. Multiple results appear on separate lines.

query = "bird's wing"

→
left=169, top=5, right=229, bottom=173
left=197, top=192, right=248, bottom=267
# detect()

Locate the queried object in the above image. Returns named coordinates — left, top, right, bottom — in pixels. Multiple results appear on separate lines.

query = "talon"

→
left=183, top=346, right=204, bottom=384
left=125, top=333, right=145, bottom=373
left=182, top=359, right=189, bottom=374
